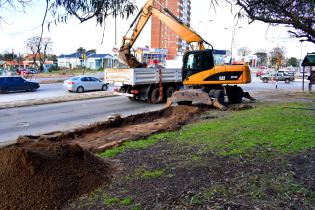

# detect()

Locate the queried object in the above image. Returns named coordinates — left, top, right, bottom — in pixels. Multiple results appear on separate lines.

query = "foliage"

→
left=237, top=46, right=251, bottom=56
left=255, top=50, right=268, bottom=66
left=212, top=0, right=315, bottom=44
left=287, top=57, right=299, bottom=67
left=49, top=0, right=137, bottom=26
left=270, top=46, right=286, bottom=66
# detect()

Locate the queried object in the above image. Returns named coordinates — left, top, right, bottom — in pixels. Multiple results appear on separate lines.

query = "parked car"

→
left=63, top=76, right=108, bottom=93
left=16, top=68, right=37, bottom=75
left=0, top=76, right=40, bottom=93
left=260, top=71, right=295, bottom=84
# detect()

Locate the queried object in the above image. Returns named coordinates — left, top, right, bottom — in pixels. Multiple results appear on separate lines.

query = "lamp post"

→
left=224, top=26, right=242, bottom=64
left=198, top=19, right=213, bottom=39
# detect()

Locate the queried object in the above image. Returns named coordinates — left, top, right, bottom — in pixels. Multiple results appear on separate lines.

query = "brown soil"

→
left=0, top=141, right=113, bottom=210
left=1, top=105, right=215, bottom=210
left=17, top=105, right=208, bottom=153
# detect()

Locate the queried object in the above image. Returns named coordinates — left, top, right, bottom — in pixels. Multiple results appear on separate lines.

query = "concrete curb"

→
left=0, top=91, right=115, bottom=109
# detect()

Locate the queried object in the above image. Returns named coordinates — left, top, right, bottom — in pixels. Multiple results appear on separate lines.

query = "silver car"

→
left=63, top=76, right=108, bottom=93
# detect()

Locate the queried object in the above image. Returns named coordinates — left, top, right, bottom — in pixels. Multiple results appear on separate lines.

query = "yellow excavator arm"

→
left=118, top=0, right=210, bottom=67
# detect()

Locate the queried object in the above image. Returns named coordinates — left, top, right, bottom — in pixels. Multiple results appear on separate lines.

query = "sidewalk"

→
left=0, top=91, right=115, bottom=109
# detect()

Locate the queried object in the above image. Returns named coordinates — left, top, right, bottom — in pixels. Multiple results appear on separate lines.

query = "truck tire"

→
left=213, top=89, right=225, bottom=104
left=262, top=78, right=268, bottom=83
left=150, top=88, right=161, bottom=104
left=166, top=86, right=175, bottom=99
left=285, top=78, right=290, bottom=84
left=208, top=89, right=216, bottom=98
left=227, top=87, right=243, bottom=103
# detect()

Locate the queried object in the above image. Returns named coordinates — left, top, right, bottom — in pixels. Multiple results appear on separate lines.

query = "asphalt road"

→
left=0, top=96, right=164, bottom=146
left=0, top=75, right=308, bottom=146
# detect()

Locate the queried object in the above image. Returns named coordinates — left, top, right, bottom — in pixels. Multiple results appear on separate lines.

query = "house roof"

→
left=58, top=52, right=112, bottom=59
left=302, top=53, right=315, bottom=66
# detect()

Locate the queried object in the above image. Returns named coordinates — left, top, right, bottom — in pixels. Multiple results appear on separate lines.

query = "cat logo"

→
left=219, top=76, right=226, bottom=80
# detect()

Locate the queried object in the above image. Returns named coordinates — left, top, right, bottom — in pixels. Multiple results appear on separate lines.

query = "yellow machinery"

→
left=117, top=0, right=254, bottom=108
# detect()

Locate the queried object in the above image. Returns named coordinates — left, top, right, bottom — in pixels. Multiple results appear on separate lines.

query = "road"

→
left=0, top=75, right=308, bottom=146
left=0, top=76, right=307, bottom=103
left=0, top=96, right=164, bottom=146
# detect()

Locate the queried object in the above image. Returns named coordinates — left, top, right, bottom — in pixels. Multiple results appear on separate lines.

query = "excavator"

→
left=116, top=0, right=255, bottom=109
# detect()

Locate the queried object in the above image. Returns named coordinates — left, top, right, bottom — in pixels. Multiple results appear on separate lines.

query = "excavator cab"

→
left=182, top=49, right=214, bottom=81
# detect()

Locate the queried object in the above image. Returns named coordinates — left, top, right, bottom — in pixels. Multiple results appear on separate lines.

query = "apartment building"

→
left=151, top=0, right=191, bottom=60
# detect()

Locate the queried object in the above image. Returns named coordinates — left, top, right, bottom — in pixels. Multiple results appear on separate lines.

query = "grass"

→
left=98, top=133, right=169, bottom=158
left=140, top=169, right=165, bottom=178
left=99, top=101, right=315, bottom=159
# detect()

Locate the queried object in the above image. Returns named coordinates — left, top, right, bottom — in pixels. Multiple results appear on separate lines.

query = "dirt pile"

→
left=0, top=141, right=113, bottom=210
left=17, top=105, right=205, bottom=152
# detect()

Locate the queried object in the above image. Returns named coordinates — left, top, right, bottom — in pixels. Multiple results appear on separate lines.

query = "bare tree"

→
left=237, top=47, right=251, bottom=57
left=0, top=0, right=31, bottom=24
left=25, top=36, right=52, bottom=71
left=211, top=0, right=315, bottom=44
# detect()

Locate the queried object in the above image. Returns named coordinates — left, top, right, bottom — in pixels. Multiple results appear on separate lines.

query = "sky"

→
left=0, top=0, right=314, bottom=59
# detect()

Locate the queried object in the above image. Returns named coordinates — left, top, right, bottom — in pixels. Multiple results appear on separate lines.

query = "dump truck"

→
left=105, top=0, right=254, bottom=109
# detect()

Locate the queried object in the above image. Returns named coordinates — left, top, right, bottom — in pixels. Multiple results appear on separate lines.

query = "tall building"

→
left=151, top=0, right=191, bottom=60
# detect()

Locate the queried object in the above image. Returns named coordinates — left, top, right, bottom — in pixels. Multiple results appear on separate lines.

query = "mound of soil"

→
left=17, top=105, right=206, bottom=153
left=0, top=141, right=112, bottom=210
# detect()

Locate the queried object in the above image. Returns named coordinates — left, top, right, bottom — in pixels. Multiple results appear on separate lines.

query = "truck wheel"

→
left=150, top=88, right=161, bottom=104
left=262, top=78, right=268, bottom=83
left=227, top=87, right=243, bottom=103
left=166, top=86, right=175, bottom=99
left=285, top=78, right=290, bottom=84
left=208, top=89, right=216, bottom=98
left=213, top=89, right=225, bottom=104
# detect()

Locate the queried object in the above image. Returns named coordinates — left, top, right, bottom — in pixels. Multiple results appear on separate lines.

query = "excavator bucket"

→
left=166, top=89, right=227, bottom=110
left=117, top=48, right=130, bottom=66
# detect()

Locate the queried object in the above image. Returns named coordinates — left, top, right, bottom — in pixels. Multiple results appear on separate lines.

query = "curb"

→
left=0, top=91, right=115, bottom=109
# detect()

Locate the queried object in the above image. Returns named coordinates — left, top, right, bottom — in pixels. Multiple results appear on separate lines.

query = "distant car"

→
left=63, top=76, right=108, bottom=93
left=256, top=70, right=266, bottom=77
left=0, top=76, right=40, bottom=93
left=260, top=71, right=295, bottom=84
left=16, top=68, right=37, bottom=75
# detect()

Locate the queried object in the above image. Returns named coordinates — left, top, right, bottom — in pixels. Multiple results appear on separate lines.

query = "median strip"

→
left=0, top=91, right=115, bottom=109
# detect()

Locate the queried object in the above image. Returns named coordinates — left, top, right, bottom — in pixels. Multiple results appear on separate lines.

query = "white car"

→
left=63, top=75, right=108, bottom=93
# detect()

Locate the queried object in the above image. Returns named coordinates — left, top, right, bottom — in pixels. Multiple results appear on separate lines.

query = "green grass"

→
left=120, top=197, right=133, bottom=205
left=140, top=169, right=165, bottom=178
left=177, top=102, right=315, bottom=156
left=98, top=133, right=171, bottom=158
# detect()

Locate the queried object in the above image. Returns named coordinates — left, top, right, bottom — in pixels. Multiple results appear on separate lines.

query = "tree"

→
left=237, top=47, right=251, bottom=57
left=270, top=46, right=286, bottom=68
left=87, top=49, right=97, bottom=54
left=25, top=36, right=53, bottom=71
left=211, top=0, right=315, bottom=44
left=76, top=47, right=86, bottom=54
left=255, top=50, right=268, bottom=66
left=287, top=57, right=299, bottom=67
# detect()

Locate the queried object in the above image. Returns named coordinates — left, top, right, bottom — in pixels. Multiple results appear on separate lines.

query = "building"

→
left=57, top=53, right=113, bottom=70
left=151, top=0, right=191, bottom=60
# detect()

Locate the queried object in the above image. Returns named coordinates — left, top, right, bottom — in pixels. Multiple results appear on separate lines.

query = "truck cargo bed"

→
left=105, top=68, right=182, bottom=86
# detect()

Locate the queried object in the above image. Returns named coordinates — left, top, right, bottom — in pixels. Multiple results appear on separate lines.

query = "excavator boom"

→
left=118, top=0, right=210, bottom=67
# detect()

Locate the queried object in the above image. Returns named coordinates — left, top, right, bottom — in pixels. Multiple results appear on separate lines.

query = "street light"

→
left=224, top=26, right=242, bottom=64
left=198, top=19, right=213, bottom=39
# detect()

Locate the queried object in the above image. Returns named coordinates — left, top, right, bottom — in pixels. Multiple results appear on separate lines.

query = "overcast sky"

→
left=0, top=0, right=314, bottom=58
